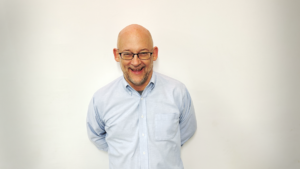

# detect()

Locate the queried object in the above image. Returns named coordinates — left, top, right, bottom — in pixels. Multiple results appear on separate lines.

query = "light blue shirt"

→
left=86, top=72, right=197, bottom=169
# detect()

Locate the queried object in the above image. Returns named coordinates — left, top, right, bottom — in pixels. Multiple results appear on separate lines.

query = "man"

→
left=86, top=24, right=197, bottom=169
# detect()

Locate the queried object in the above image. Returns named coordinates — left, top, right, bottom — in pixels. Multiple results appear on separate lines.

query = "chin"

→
left=130, top=79, right=144, bottom=86
left=129, top=75, right=148, bottom=85
left=124, top=68, right=152, bottom=86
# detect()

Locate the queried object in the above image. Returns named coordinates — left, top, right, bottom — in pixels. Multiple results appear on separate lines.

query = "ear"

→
left=113, top=48, right=120, bottom=62
left=152, top=46, right=158, bottom=61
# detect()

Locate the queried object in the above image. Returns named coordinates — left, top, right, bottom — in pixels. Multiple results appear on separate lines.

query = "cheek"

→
left=120, top=62, right=129, bottom=69
left=144, top=61, right=152, bottom=69
left=119, top=63, right=127, bottom=72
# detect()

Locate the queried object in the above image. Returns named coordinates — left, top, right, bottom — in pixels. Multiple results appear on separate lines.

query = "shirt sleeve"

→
left=179, top=88, right=197, bottom=146
left=86, top=97, right=108, bottom=152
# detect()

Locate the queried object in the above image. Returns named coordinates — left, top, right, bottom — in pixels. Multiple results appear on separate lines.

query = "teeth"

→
left=131, top=68, right=143, bottom=71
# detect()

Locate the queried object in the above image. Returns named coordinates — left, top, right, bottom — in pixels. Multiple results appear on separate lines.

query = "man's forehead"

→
left=121, top=48, right=151, bottom=52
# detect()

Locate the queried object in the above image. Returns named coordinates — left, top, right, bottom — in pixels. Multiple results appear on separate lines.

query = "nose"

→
left=131, top=54, right=141, bottom=66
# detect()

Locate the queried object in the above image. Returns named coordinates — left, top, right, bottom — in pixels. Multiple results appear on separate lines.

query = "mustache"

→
left=128, top=66, right=145, bottom=70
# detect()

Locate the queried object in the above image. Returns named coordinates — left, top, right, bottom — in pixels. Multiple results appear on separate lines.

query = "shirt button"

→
left=142, top=134, right=144, bottom=136
left=141, top=97, right=143, bottom=100
left=141, top=115, right=144, bottom=118
left=143, top=152, right=145, bottom=155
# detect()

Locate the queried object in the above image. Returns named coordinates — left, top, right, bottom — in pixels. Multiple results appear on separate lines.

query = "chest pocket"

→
left=155, top=113, right=179, bottom=141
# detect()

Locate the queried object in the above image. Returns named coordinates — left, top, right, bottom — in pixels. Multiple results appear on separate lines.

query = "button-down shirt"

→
left=86, top=71, right=197, bottom=169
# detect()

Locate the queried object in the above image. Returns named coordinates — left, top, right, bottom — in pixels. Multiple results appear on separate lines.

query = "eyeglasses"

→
left=119, top=51, right=153, bottom=60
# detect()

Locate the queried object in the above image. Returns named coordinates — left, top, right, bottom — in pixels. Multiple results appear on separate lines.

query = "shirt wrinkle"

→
left=86, top=71, right=197, bottom=169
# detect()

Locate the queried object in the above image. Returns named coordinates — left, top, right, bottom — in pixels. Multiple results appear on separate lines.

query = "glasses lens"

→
left=138, top=52, right=150, bottom=60
left=122, top=52, right=133, bottom=60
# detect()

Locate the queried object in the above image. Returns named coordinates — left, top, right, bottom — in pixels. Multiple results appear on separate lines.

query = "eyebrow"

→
left=139, top=48, right=149, bottom=52
left=120, top=48, right=150, bottom=52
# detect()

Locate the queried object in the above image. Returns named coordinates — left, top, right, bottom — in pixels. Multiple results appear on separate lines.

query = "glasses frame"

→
left=118, top=51, right=153, bottom=60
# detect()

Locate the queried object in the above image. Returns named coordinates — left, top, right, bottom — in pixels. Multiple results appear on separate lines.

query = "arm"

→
left=86, top=98, right=108, bottom=152
left=179, top=88, right=197, bottom=146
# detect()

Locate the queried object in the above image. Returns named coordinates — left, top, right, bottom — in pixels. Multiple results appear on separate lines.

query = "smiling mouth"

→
left=129, top=67, right=144, bottom=74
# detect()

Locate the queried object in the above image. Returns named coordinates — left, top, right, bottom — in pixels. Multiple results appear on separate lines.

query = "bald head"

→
left=117, top=24, right=153, bottom=50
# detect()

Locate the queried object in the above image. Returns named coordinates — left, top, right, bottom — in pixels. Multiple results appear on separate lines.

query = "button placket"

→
left=139, top=94, right=149, bottom=169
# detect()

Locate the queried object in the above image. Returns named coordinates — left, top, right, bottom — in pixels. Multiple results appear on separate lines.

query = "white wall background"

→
left=1, top=0, right=299, bottom=169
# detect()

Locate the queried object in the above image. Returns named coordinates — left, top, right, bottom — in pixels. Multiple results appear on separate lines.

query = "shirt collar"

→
left=122, top=71, right=157, bottom=96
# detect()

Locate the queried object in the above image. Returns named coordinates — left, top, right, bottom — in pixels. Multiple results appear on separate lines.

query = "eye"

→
left=123, top=53, right=132, bottom=56
left=139, top=52, right=148, bottom=56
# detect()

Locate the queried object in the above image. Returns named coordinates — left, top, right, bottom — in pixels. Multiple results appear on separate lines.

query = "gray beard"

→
left=126, top=69, right=150, bottom=86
